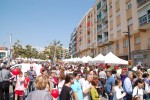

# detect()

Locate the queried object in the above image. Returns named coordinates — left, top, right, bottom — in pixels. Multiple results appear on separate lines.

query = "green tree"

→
left=12, top=40, right=23, bottom=58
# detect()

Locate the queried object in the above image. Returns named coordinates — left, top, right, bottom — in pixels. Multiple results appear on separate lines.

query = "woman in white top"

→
left=58, top=72, right=65, bottom=94
left=132, top=79, right=144, bottom=100
left=113, top=79, right=126, bottom=100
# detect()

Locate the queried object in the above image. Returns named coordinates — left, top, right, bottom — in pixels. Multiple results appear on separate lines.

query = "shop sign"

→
left=134, top=54, right=143, bottom=59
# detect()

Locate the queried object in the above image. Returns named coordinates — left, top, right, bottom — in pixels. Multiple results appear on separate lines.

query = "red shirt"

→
left=24, top=77, right=30, bottom=88
left=40, top=67, right=44, bottom=74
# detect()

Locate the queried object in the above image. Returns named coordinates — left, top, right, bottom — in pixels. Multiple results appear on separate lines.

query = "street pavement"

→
left=9, top=85, right=13, bottom=100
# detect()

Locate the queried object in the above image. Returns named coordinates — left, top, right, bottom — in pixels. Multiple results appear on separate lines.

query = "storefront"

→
left=132, top=50, right=150, bottom=66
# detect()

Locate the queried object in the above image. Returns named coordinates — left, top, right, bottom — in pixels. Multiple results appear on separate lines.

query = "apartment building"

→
left=69, top=28, right=76, bottom=57
left=60, top=47, right=70, bottom=59
left=71, top=0, right=150, bottom=66
left=132, top=0, right=150, bottom=65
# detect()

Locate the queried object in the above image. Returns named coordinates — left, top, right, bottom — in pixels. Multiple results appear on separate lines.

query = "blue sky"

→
left=0, top=0, right=96, bottom=51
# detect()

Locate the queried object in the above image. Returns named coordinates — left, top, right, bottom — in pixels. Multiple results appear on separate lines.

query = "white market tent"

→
left=93, top=54, right=105, bottom=63
left=73, top=57, right=82, bottom=63
left=104, top=52, right=128, bottom=65
left=81, top=56, right=93, bottom=63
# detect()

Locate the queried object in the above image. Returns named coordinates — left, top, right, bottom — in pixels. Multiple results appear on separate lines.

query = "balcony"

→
left=101, top=12, right=107, bottom=20
left=97, top=31, right=102, bottom=35
left=102, top=0, right=107, bottom=8
left=139, top=13, right=150, bottom=26
left=97, top=19, right=102, bottom=25
left=137, top=0, right=150, bottom=8
left=102, top=24, right=108, bottom=31
left=87, top=44, right=91, bottom=49
left=104, top=36, right=108, bottom=42
left=97, top=27, right=102, bottom=32
left=97, top=39, right=102, bottom=44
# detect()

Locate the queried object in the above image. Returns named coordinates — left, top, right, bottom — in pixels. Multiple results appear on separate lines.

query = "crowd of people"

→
left=0, top=60, right=150, bottom=100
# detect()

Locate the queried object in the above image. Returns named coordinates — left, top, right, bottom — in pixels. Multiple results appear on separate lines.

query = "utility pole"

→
left=123, top=26, right=131, bottom=60
left=8, top=34, right=12, bottom=66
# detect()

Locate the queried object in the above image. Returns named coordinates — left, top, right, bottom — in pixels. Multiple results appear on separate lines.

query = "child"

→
left=24, top=72, right=30, bottom=98
left=15, top=72, right=25, bottom=100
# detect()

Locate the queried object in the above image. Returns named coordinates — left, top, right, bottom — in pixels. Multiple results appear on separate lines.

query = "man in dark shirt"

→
left=60, top=74, right=74, bottom=100
left=0, top=64, right=12, bottom=100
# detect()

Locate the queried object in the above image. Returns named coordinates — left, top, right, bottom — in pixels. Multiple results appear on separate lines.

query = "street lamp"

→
left=123, top=26, right=131, bottom=60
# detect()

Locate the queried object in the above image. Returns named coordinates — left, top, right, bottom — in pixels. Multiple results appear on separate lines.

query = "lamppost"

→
left=123, top=26, right=131, bottom=60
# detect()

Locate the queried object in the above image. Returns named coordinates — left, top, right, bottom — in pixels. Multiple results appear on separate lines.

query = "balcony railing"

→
left=139, top=13, right=150, bottom=26
left=97, top=27, right=102, bottom=32
left=137, top=0, right=150, bottom=7
left=102, top=24, right=108, bottom=30
left=97, top=39, right=102, bottom=44
left=101, top=12, right=107, bottom=19
left=104, top=36, right=108, bottom=42
left=102, top=0, right=107, bottom=8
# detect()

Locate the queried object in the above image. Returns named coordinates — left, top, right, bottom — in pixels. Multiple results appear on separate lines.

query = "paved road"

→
left=9, top=85, right=13, bottom=100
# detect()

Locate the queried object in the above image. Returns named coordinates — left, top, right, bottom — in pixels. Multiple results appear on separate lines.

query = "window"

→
left=135, top=36, right=141, bottom=44
left=139, top=14, right=148, bottom=25
left=127, top=18, right=133, bottom=26
left=148, top=10, right=150, bottom=22
left=0, top=52, right=6, bottom=59
left=123, top=40, right=128, bottom=47
left=97, top=2, right=101, bottom=10
left=126, top=2, right=132, bottom=9
left=116, top=43, right=119, bottom=49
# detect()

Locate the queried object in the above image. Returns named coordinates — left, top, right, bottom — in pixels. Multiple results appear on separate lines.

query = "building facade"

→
left=70, top=0, right=150, bottom=66
left=69, top=28, right=76, bottom=58
left=60, top=47, right=70, bottom=59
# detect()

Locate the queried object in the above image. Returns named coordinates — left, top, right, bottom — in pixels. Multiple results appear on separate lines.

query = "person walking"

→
left=24, top=72, right=30, bottom=98
left=26, top=75, right=52, bottom=100
left=71, top=71, right=83, bottom=100
left=123, top=71, right=133, bottom=100
left=105, top=71, right=115, bottom=100
left=90, top=75, right=101, bottom=100
left=15, top=72, right=25, bottom=100
left=59, top=74, right=74, bottom=100
left=82, top=74, right=93, bottom=100
left=27, top=66, right=37, bottom=92
left=113, top=79, right=126, bottom=100
left=0, top=64, right=12, bottom=100
left=132, top=79, right=144, bottom=100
